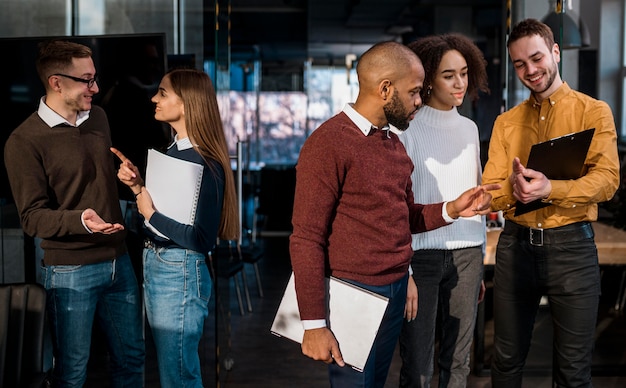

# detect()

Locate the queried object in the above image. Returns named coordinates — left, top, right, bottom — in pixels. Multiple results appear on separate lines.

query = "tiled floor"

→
left=219, top=237, right=626, bottom=388
left=86, top=235, right=626, bottom=387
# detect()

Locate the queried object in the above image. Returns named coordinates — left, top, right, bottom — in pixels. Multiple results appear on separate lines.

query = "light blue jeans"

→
left=143, top=245, right=212, bottom=388
left=41, top=253, right=145, bottom=388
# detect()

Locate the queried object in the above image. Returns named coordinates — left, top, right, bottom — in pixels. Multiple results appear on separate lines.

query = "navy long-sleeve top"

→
left=146, top=137, right=224, bottom=253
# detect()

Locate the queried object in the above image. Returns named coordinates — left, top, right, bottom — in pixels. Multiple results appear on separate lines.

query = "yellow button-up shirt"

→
left=482, top=83, right=620, bottom=229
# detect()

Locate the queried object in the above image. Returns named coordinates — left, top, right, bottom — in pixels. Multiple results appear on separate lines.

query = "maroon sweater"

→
left=289, top=112, right=448, bottom=320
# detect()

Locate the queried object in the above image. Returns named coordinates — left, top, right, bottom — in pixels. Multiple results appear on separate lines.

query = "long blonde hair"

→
left=166, top=68, right=239, bottom=241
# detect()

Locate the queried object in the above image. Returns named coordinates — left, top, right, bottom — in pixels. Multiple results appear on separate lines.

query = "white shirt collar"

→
left=37, top=96, right=90, bottom=127
left=168, top=134, right=193, bottom=151
left=341, top=103, right=388, bottom=136
left=388, top=124, right=402, bottom=136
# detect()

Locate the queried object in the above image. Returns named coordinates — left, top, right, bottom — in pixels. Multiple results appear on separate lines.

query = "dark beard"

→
left=383, top=90, right=411, bottom=131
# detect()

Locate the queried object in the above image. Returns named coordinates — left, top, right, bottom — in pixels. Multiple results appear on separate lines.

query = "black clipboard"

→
left=514, top=128, right=595, bottom=216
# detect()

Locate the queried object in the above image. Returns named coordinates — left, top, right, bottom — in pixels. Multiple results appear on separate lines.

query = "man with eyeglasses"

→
left=51, top=72, right=99, bottom=88
left=4, top=39, right=145, bottom=387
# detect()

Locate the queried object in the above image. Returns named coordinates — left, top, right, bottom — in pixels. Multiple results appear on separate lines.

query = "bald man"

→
left=289, top=41, right=498, bottom=387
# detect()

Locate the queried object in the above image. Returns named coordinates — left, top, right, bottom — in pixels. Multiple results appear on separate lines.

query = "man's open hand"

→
left=83, top=208, right=124, bottom=234
left=446, top=184, right=501, bottom=219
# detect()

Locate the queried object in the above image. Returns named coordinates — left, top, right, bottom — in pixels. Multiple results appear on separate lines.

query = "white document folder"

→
left=270, top=272, right=389, bottom=371
left=144, top=149, right=204, bottom=238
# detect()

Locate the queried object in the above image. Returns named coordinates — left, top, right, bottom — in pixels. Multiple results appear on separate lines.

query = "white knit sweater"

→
left=400, top=105, right=485, bottom=250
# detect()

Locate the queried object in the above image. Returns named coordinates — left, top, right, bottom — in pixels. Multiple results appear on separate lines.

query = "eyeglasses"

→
left=51, top=73, right=98, bottom=88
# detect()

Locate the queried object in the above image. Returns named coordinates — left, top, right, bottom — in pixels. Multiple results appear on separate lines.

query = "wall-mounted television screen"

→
left=0, top=33, right=169, bottom=201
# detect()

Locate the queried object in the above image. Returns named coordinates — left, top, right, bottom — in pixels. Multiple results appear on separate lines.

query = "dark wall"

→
left=0, top=34, right=169, bottom=202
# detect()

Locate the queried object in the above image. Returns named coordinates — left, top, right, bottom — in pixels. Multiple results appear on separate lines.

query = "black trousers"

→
left=491, top=221, right=600, bottom=388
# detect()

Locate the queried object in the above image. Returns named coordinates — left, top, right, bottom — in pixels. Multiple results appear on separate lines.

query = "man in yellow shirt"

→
left=482, top=18, right=620, bottom=387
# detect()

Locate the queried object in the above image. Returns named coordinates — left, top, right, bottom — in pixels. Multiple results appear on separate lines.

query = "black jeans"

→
left=491, top=221, right=600, bottom=388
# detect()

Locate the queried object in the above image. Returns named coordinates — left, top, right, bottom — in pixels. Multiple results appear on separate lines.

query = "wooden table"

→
left=484, top=222, right=626, bottom=265
left=474, top=222, right=626, bottom=376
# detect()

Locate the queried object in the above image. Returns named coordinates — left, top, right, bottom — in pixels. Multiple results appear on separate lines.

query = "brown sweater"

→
left=289, top=112, right=447, bottom=320
left=4, top=106, right=127, bottom=265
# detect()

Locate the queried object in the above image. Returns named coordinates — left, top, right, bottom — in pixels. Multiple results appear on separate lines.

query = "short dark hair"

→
left=407, top=33, right=489, bottom=103
left=35, top=40, right=92, bottom=87
left=507, top=18, right=555, bottom=50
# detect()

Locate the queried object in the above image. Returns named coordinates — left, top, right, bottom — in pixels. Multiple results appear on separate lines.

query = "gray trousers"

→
left=399, top=246, right=484, bottom=388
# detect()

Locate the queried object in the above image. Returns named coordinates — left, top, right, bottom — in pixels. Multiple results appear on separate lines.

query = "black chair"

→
left=239, top=195, right=265, bottom=299
left=0, top=283, right=50, bottom=388
left=209, top=241, right=252, bottom=316
left=238, top=243, right=264, bottom=298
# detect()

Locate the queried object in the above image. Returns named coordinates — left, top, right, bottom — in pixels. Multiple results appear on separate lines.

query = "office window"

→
left=220, top=91, right=307, bottom=166
left=0, top=0, right=202, bottom=62
left=217, top=65, right=358, bottom=167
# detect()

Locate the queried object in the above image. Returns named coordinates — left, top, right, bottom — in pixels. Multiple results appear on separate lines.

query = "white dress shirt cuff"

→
left=302, top=319, right=327, bottom=330
left=441, top=201, right=456, bottom=223
left=81, top=210, right=93, bottom=234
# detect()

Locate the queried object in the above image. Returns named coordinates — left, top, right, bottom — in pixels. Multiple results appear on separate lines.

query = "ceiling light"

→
left=541, top=0, right=590, bottom=50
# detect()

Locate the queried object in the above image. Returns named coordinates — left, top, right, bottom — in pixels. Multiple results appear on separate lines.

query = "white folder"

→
left=143, top=149, right=204, bottom=238
left=270, top=272, right=389, bottom=372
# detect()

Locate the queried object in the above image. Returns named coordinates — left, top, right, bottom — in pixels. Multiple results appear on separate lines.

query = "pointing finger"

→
left=110, top=147, right=129, bottom=163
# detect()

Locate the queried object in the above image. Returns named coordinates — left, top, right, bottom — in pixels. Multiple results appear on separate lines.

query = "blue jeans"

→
left=491, top=222, right=599, bottom=388
left=143, top=245, right=212, bottom=388
left=399, top=247, right=483, bottom=388
left=41, top=253, right=145, bottom=387
left=328, top=273, right=408, bottom=388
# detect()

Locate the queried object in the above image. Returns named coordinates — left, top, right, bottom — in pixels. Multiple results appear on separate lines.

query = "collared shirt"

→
left=168, top=134, right=193, bottom=151
left=37, top=96, right=90, bottom=127
left=343, top=103, right=377, bottom=135
left=482, top=83, right=620, bottom=229
left=37, top=96, right=92, bottom=232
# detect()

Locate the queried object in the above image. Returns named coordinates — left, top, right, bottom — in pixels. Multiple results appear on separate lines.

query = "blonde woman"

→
left=113, top=68, right=238, bottom=387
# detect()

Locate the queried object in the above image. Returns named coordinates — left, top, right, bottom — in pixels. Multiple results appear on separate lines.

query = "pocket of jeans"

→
left=52, top=264, right=82, bottom=273
left=196, top=259, right=212, bottom=302
left=155, top=250, right=185, bottom=266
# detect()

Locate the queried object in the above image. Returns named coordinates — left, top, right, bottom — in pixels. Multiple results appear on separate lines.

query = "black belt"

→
left=144, top=238, right=178, bottom=250
left=503, top=221, right=594, bottom=247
